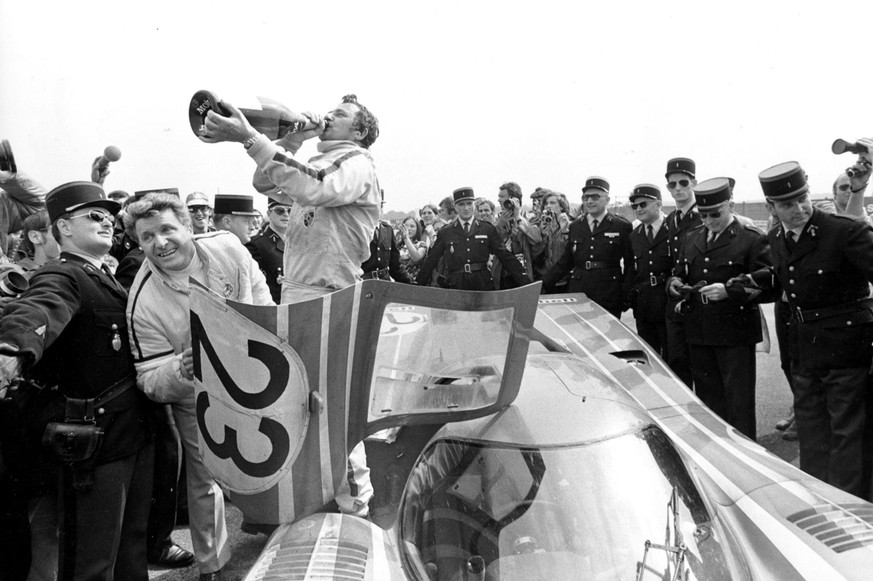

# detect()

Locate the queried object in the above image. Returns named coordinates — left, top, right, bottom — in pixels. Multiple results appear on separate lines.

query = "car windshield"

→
left=367, top=303, right=514, bottom=422
left=399, top=426, right=743, bottom=581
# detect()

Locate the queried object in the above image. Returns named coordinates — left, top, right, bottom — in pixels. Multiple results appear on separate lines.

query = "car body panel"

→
left=188, top=281, right=873, bottom=579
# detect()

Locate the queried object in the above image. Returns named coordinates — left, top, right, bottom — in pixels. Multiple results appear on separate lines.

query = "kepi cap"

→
left=693, top=177, right=732, bottom=210
left=665, top=157, right=696, bottom=180
left=629, top=184, right=661, bottom=202
left=582, top=176, right=609, bottom=194
left=452, top=187, right=475, bottom=204
left=268, top=199, right=292, bottom=210
left=46, top=181, right=120, bottom=223
left=213, top=194, right=260, bottom=216
left=758, top=161, right=809, bottom=202
left=186, top=191, right=211, bottom=207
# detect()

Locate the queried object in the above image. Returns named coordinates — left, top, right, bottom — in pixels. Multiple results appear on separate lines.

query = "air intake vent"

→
left=248, top=539, right=368, bottom=580
left=787, top=503, right=873, bottom=553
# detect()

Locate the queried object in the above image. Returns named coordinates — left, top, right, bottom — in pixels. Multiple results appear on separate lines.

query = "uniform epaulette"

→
left=741, top=222, right=766, bottom=235
left=609, top=213, right=632, bottom=224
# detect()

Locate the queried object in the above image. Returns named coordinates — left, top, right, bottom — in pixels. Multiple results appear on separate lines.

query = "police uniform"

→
left=753, top=162, right=873, bottom=496
left=246, top=227, right=285, bottom=302
left=0, top=182, right=153, bottom=581
left=671, top=179, right=771, bottom=440
left=543, top=178, right=632, bottom=318
left=361, top=221, right=413, bottom=284
left=627, top=185, right=671, bottom=357
left=416, top=187, right=527, bottom=291
left=664, top=157, right=701, bottom=387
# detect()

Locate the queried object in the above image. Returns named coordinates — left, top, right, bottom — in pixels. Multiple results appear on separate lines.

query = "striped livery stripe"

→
left=272, top=150, right=364, bottom=182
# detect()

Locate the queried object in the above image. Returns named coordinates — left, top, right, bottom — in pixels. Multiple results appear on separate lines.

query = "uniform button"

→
left=818, top=270, right=823, bottom=275
left=728, top=261, right=733, bottom=265
left=704, top=258, right=710, bottom=262
left=790, top=293, right=797, bottom=298
left=847, top=321, right=853, bottom=326
left=97, top=407, right=105, bottom=415
left=789, top=279, right=794, bottom=285
left=703, top=269, right=708, bottom=273
left=789, top=266, right=795, bottom=272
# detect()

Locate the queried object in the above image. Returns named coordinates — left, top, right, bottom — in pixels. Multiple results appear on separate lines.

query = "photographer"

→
left=493, top=182, right=540, bottom=289
left=531, top=190, right=572, bottom=285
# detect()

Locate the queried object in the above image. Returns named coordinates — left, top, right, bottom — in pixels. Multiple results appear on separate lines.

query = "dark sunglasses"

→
left=582, top=193, right=603, bottom=201
left=700, top=210, right=723, bottom=219
left=68, top=209, right=115, bottom=225
left=270, top=207, right=292, bottom=216
left=188, top=205, right=210, bottom=214
left=837, top=184, right=851, bottom=192
left=667, top=179, right=690, bottom=189
left=630, top=201, right=650, bottom=210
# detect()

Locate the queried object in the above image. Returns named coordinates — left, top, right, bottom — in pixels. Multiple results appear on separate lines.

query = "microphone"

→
left=96, top=146, right=122, bottom=171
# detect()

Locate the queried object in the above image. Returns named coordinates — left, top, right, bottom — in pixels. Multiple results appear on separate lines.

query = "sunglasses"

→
left=667, top=179, right=690, bottom=189
left=837, top=184, right=851, bottom=192
left=68, top=209, right=115, bottom=225
left=188, top=206, right=210, bottom=214
left=582, top=193, right=603, bottom=201
left=270, top=207, right=292, bottom=216
left=699, top=210, right=723, bottom=219
left=630, top=201, right=650, bottom=210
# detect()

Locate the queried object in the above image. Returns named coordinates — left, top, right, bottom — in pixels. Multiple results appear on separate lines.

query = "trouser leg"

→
left=172, top=402, right=230, bottom=574
left=146, top=404, right=181, bottom=556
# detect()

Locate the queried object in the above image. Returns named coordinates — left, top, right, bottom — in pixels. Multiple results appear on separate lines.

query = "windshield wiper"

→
left=635, top=486, right=687, bottom=581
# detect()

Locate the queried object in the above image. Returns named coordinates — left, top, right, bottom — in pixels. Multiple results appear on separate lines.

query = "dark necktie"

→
left=463, top=222, right=470, bottom=235
left=592, top=219, right=599, bottom=231
left=646, top=224, right=654, bottom=243
left=786, top=230, right=796, bottom=251
left=675, top=211, right=682, bottom=228
left=705, top=230, right=715, bottom=249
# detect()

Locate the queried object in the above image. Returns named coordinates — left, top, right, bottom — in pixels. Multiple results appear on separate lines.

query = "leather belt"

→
left=449, top=263, right=487, bottom=274
left=584, top=260, right=620, bottom=270
left=794, top=298, right=873, bottom=324
left=362, top=268, right=390, bottom=280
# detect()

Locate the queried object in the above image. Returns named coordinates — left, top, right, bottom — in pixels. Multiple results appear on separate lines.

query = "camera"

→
left=542, top=209, right=555, bottom=224
left=502, top=199, right=514, bottom=211
left=846, top=163, right=871, bottom=179
left=0, top=265, right=28, bottom=298
left=832, top=138, right=869, bottom=155
left=0, top=140, right=17, bottom=173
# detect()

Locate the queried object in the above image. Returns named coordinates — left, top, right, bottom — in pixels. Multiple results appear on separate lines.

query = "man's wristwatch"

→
left=243, top=134, right=260, bottom=150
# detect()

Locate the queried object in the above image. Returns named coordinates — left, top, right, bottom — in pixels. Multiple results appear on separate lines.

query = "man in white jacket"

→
left=125, top=194, right=273, bottom=581
left=200, top=94, right=379, bottom=517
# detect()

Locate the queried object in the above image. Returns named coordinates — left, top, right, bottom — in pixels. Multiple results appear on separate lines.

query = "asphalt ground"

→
left=148, top=305, right=799, bottom=581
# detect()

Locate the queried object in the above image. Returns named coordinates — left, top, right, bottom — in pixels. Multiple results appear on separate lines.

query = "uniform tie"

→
left=646, top=224, right=654, bottom=243
left=705, top=230, right=715, bottom=249
left=592, top=219, right=599, bottom=231
left=463, top=222, right=470, bottom=236
left=786, top=230, right=796, bottom=251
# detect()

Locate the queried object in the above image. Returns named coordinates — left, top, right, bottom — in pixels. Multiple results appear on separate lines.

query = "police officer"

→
left=752, top=161, right=873, bottom=497
left=627, top=184, right=670, bottom=358
left=361, top=220, right=413, bottom=283
left=416, top=187, right=527, bottom=290
left=0, top=182, right=154, bottom=580
left=667, top=178, right=771, bottom=440
left=246, top=200, right=290, bottom=302
left=664, top=157, right=700, bottom=386
left=543, top=177, right=633, bottom=318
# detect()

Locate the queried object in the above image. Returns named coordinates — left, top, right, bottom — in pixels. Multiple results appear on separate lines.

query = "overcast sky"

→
left=2, top=1, right=871, bottom=213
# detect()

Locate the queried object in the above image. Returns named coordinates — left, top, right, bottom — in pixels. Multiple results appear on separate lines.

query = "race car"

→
left=189, top=280, right=873, bottom=580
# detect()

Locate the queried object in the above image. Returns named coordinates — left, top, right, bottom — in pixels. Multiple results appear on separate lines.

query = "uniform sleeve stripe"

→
left=129, top=270, right=154, bottom=360
left=134, top=349, right=175, bottom=363
left=271, top=150, right=363, bottom=182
